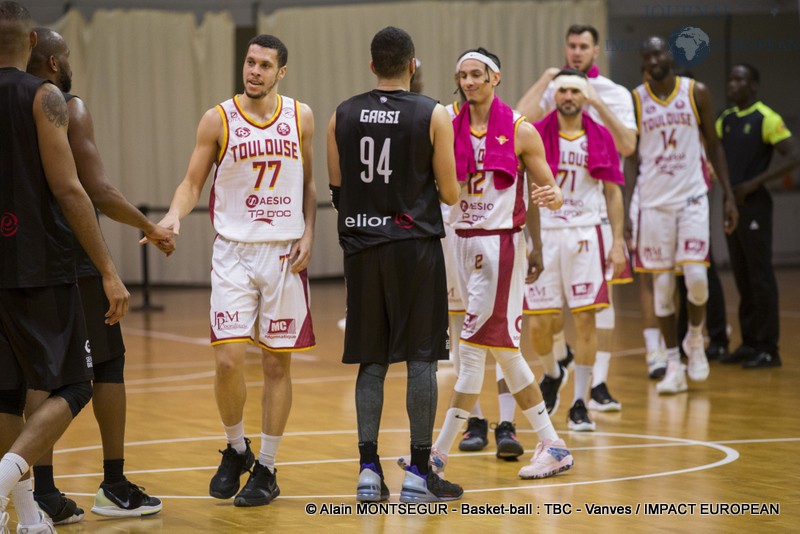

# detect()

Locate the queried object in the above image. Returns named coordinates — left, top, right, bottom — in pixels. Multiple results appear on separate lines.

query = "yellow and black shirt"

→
left=716, top=101, right=792, bottom=186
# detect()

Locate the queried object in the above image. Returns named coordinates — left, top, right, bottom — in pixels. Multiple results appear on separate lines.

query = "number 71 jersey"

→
left=211, top=94, right=305, bottom=243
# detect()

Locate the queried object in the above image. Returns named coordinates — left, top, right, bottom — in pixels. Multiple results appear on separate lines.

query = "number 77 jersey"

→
left=211, top=94, right=306, bottom=242
left=633, top=76, right=707, bottom=210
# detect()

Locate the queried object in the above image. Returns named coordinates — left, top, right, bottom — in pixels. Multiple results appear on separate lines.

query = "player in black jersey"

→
left=327, top=26, right=461, bottom=503
left=24, top=28, right=169, bottom=523
left=0, top=3, right=128, bottom=532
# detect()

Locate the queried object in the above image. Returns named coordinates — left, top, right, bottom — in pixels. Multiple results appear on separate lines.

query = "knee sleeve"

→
left=92, top=354, right=125, bottom=384
left=682, top=263, right=708, bottom=306
left=492, top=349, right=535, bottom=394
left=0, top=387, right=26, bottom=416
left=50, top=381, right=93, bottom=417
left=454, top=343, right=486, bottom=394
left=654, top=272, right=677, bottom=317
left=595, top=305, right=615, bottom=330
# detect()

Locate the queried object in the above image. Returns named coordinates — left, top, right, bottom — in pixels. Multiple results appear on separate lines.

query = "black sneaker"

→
left=35, top=491, right=84, bottom=525
left=539, top=365, right=568, bottom=414
left=568, top=399, right=596, bottom=431
left=209, top=438, right=255, bottom=499
left=558, top=344, right=575, bottom=369
left=587, top=382, right=622, bottom=412
left=742, top=351, right=782, bottom=369
left=458, top=417, right=489, bottom=451
left=425, top=469, right=463, bottom=500
left=234, top=462, right=280, bottom=507
left=91, top=478, right=162, bottom=517
left=705, top=344, right=728, bottom=361
left=720, top=345, right=755, bottom=364
left=494, top=421, right=524, bottom=460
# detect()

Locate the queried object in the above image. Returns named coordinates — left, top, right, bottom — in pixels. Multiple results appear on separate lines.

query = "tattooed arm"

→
left=34, top=83, right=129, bottom=324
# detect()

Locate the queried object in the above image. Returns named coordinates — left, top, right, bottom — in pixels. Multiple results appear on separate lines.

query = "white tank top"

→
left=634, top=77, right=707, bottom=209
left=448, top=105, right=528, bottom=232
left=541, top=133, right=603, bottom=228
left=211, top=94, right=305, bottom=242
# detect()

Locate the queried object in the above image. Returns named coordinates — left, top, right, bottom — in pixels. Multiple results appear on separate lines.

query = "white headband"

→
left=456, top=52, right=500, bottom=74
left=553, top=74, right=589, bottom=97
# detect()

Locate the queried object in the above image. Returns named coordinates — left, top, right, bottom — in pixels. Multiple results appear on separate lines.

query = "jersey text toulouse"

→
left=211, top=94, right=305, bottom=242
left=633, top=77, right=707, bottom=208
left=335, top=90, right=444, bottom=256
left=0, top=68, right=75, bottom=288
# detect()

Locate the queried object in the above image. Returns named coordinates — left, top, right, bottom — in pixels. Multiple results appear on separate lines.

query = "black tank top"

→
left=335, top=90, right=444, bottom=256
left=0, top=68, right=76, bottom=288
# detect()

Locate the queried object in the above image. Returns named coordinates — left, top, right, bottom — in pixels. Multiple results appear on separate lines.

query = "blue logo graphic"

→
left=668, top=26, right=711, bottom=67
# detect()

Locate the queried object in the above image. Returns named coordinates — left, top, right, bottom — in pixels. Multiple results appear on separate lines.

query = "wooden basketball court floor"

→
left=12, top=268, right=799, bottom=532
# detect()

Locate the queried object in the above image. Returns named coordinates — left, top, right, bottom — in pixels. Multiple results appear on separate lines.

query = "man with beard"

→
left=524, top=69, right=626, bottom=432
left=25, top=28, right=169, bottom=522
left=517, top=24, right=636, bottom=413
left=627, top=36, right=737, bottom=394
left=159, top=34, right=317, bottom=507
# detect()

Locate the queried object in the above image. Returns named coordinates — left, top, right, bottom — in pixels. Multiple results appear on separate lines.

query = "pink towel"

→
left=453, top=95, right=518, bottom=190
left=564, top=63, right=600, bottom=78
left=534, top=110, right=623, bottom=185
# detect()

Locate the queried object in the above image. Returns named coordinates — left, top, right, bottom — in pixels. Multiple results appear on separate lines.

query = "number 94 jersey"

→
left=334, top=90, right=445, bottom=257
left=212, top=94, right=305, bottom=243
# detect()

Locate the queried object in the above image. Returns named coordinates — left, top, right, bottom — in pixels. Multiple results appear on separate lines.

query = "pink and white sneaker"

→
left=518, top=439, right=574, bottom=479
left=397, top=445, right=449, bottom=479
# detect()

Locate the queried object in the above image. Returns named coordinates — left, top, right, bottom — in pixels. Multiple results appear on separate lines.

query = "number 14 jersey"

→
left=212, top=94, right=305, bottom=243
left=633, top=76, right=707, bottom=209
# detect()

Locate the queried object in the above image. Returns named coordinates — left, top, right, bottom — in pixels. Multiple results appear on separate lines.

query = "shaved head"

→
left=28, top=27, right=72, bottom=92
left=0, top=1, right=34, bottom=58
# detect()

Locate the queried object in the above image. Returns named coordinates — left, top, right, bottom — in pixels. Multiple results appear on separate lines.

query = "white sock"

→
left=539, top=351, right=560, bottom=379
left=666, top=346, right=681, bottom=364
left=258, top=434, right=282, bottom=473
left=688, top=322, right=704, bottom=338
left=574, top=365, right=592, bottom=403
left=643, top=328, right=661, bottom=353
left=522, top=402, right=559, bottom=442
left=223, top=421, right=247, bottom=454
left=0, top=453, right=28, bottom=498
left=433, top=407, right=470, bottom=453
left=592, top=352, right=611, bottom=387
left=553, top=330, right=567, bottom=361
left=469, top=401, right=483, bottom=419
left=11, top=478, right=40, bottom=526
left=498, top=392, right=516, bottom=423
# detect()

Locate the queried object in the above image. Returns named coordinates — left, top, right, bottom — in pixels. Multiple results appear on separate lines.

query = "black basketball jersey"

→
left=0, top=68, right=76, bottom=288
left=335, top=89, right=444, bottom=256
left=62, top=93, right=101, bottom=279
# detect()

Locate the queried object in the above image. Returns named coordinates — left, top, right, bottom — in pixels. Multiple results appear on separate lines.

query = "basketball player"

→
left=628, top=37, right=738, bottom=394
left=525, top=69, right=626, bottom=432
left=517, top=24, right=636, bottom=412
left=328, top=26, right=462, bottom=503
left=159, top=34, right=316, bottom=507
left=431, top=47, right=574, bottom=481
left=0, top=3, right=128, bottom=532
left=24, top=28, right=168, bottom=522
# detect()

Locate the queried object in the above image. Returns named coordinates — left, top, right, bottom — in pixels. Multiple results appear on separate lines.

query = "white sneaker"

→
left=518, top=439, right=574, bottom=479
left=656, top=362, right=688, bottom=394
left=682, top=334, right=710, bottom=382
left=646, top=348, right=668, bottom=379
left=15, top=511, right=55, bottom=534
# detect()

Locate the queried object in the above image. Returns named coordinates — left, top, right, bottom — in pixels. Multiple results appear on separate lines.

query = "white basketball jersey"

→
left=211, top=95, right=305, bottom=242
left=634, top=77, right=707, bottom=209
left=449, top=108, right=528, bottom=232
left=541, top=133, right=603, bottom=229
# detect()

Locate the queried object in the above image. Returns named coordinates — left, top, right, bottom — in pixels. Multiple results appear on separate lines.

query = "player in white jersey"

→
left=517, top=24, right=636, bottom=412
left=160, top=34, right=316, bottom=506
left=524, top=70, right=626, bottom=431
left=627, top=37, right=737, bottom=395
left=428, top=48, right=574, bottom=482
left=443, top=100, right=529, bottom=459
